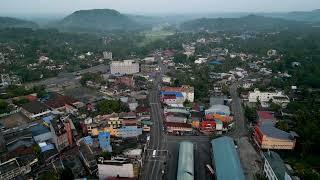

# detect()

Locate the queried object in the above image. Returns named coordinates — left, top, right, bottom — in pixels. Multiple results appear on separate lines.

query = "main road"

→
left=141, top=60, right=166, bottom=180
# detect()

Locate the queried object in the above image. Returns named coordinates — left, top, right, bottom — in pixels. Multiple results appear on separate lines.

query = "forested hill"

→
left=57, top=9, right=143, bottom=32
left=0, top=17, right=38, bottom=29
left=180, top=15, right=307, bottom=32
left=263, top=9, right=320, bottom=23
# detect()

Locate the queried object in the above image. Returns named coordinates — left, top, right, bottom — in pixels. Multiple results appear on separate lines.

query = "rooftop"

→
left=211, top=136, right=245, bottom=180
left=30, top=124, right=50, bottom=136
left=257, top=125, right=295, bottom=140
left=177, top=141, right=194, bottom=180
left=21, top=101, right=49, bottom=114
left=257, top=111, right=275, bottom=120
left=263, top=151, right=290, bottom=180
left=43, top=92, right=78, bottom=109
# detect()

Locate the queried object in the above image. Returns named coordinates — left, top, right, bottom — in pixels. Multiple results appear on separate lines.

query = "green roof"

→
left=263, top=151, right=289, bottom=180
left=211, top=136, right=245, bottom=180
left=177, top=141, right=194, bottom=180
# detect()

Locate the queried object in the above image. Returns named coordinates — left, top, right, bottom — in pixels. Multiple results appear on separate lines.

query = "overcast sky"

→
left=1, top=0, right=320, bottom=17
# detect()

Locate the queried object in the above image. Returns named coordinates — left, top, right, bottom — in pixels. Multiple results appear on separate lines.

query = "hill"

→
left=262, top=9, right=320, bottom=23
left=180, top=15, right=306, bottom=32
left=0, top=17, right=38, bottom=29
left=57, top=9, right=143, bottom=32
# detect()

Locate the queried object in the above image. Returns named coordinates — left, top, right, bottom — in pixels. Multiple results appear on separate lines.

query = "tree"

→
left=244, top=106, right=257, bottom=123
left=0, top=100, right=9, bottom=114
left=173, top=53, right=188, bottom=64
left=60, top=167, right=74, bottom=180
left=96, top=100, right=128, bottom=114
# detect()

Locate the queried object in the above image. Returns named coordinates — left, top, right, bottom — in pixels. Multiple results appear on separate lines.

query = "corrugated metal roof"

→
left=211, top=136, right=245, bottom=180
left=177, top=141, right=194, bottom=180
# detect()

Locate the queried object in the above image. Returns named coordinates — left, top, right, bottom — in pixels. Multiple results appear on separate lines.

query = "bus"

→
left=206, top=164, right=215, bottom=176
left=152, top=150, right=157, bottom=158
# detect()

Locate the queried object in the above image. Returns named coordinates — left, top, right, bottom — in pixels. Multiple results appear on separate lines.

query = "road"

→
left=141, top=61, right=166, bottom=180
left=229, top=82, right=247, bottom=138
left=24, top=64, right=109, bottom=88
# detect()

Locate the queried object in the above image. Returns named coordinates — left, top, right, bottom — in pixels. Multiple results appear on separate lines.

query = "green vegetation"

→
left=0, top=100, right=10, bottom=114
left=80, top=72, right=104, bottom=86
left=181, top=15, right=308, bottom=32
left=58, top=9, right=143, bottom=32
left=96, top=99, right=128, bottom=114
left=0, top=17, right=38, bottom=29
left=244, top=106, right=257, bottom=123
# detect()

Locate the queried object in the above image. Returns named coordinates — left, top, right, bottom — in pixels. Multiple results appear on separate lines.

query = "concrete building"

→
left=0, top=158, right=31, bottom=180
left=103, top=51, right=112, bottom=60
left=78, top=138, right=98, bottom=175
left=30, top=124, right=52, bottom=143
left=263, top=151, right=292, bottom=180
left=110, top=60, right=139, bottom=75
left=161, top=85, right=195, bottom=102
left=50, top=117, right=72, bottom=152
left=254, top=125, right=297, bottom=150
left=248, top=89, right=290, bottom=108
left=160, top=92, right=185, bottom=106
left=205, top=105, right=231, bottom=116
left=177, top=141, right=194, bottom=180
left=21, top=101, right=51, bottom=119
left=98, top=132, right=112, bottom=152
left=117, top=125, right=142, bottom=138
left=211, top=136, right=245, bottom=180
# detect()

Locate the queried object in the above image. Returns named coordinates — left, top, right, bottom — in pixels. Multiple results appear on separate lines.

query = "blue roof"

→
left=259, top=125, right=293, bottom=140
left=209, top=60, right=223, bottom=65
left=42, top=115, right=54, bottom=123
left=211, top=136, right=245, bottom=180
left=30, top=124, right=50, bottom=136
left=83, top=136, right=93, bottom=145
left=160, top=91, right=184, bottom=97
left=40, top=143, right=55, bottom=152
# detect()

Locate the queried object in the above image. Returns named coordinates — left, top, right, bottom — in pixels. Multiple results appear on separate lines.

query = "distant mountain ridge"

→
left=262, top=9, right=320, bottom=23
left=180, top=15, right=306, bottom=32
left=0, top=17, right=38, bottom=29
left=57, top=9, right=143, bottom=32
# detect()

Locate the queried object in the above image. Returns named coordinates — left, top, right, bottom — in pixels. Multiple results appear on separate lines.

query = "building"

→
left=50, top=117, right=71, bottom=152
left=165, top=113, right=188, bottom=123
left=177, top=141, right=194, bottom=180
left=205, top=105, right=231, bottom=116
left=161, top=85, right=195, bottom=102
left=30, top=124, right=52, bottom=143
left=165, top=122, right=192, bottom=134
left=248, top=89, right=290, bottom=108
left=257, top=111, right=277, bottom=126
left=43, top=93, right=80, bottom=112
left=0, top=158, right=30, bottom=180
left=98, top=158, right=135, bottom=179
left=110, top=60, right=139, bottom=75
left=98, top=132, right=112, bottom=152
left=263, top=151, right=292, bottom=180
left=103, top=51, right=112, bottom=60
left=160, top=91, right=185, bottom=105
left=21, top=101, right=51, bottom=119
left=211, top=136, right=245, bottom=180
left=78, top=138, right=98, bottom=175
left=254, top=125, right=297, bottom=150
left=117, top=125, right=142, bottom=138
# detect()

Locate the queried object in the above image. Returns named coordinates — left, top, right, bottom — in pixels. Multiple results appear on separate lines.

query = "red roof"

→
left=44, top=93, right=78, bottom=109
left=165, top=122, right=192, bottom=128
left=25, top=94, right=38, bottom=101
left=163, top=94, right=176, bottom=100
left=257, top=111, right=274, bottom=120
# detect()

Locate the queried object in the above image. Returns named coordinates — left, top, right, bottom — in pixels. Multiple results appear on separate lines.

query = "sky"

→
left=0, top=0, right=320, bottom=17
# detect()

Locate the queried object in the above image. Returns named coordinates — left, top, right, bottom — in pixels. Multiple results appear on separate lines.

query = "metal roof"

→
left=177, top=141, right=194, bottom=180
left=211, top=136, right=245, bottom=180
left=259, top=125, right=293, bottom=140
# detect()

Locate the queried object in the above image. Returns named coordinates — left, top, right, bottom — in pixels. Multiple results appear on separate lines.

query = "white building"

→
left=98, top=163, right=134, bottom=179
left=248, top=89, right=290, bottom=108
left=162, top=76, right=172, bottom=84
left=110, top=60, right=139, bottom=75
left=263, top=151, right=292, bottom=180
left=103, top=51, right=112, bottom=60
left=194, top=58, right=207, bottom=64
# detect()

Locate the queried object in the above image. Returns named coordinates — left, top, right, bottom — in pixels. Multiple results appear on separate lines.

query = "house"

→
left=30, top=124, right=52, bottom=143
left=160, top=92, right=185, bottom=106
left=98, top=162, right=135, bottom=179
left=43, top=93, right=81, bottom=111
left=98, top=132, right=112, bottom=152
left=253, top=125, right=297, bottom=150
left=117, top=125, right=142, bottom=138
left=205, top=105, right=231, bottom=116
left=50, top=117, right=73, bottom=152
left=257, top=111, right=277, bottom=126
left=21, top=101, right=51, bottom=119
left=263, top=151, right=293, bottom=180
left=248, top=89, right=290, bottom=108
left=161, top=85, right=195, bottom=102
left=165, top=122, right=192, bottom=133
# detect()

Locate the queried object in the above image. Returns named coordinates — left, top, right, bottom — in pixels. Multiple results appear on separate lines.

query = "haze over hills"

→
left=180, top=15, right=308, bottom=32
left=55, top=9, right=143, bottom=32
left=0, top=17, right=38, bottom=29
left=261, top=9, right=320, bottom=23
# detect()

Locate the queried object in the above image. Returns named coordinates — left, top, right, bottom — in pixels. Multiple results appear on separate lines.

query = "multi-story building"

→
left=78, top=139, right=98, bottom=175
left=110, top=60, right=139, bottom=75
left=98, top=132, right=112, bottom=152
left=103, top=51, right=112, bottom=60
left=253, top=125, right=297, bottom=150
left=0, top=158, right=32, bottom=180
left=161, top=85, right=195, bottom=102
left=248, top=89, right=290, bottom=108
left=50, top=117, right=72, bottom=152
left=262, top=151, right=292, bottom=180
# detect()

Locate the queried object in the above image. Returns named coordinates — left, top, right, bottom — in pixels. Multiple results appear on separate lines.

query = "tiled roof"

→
left=22, top=101, right=49, bottom=114
left=44, top=93, right=78, bottom=109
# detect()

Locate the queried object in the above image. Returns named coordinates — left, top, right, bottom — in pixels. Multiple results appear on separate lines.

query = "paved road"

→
left=141, top=61, right=166, bottom=180
left=24, top=64, right=109, bottom=88
left=229, top=82, right=247, bottom=138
